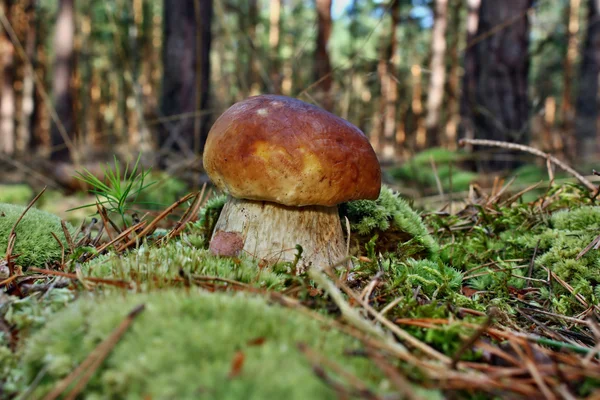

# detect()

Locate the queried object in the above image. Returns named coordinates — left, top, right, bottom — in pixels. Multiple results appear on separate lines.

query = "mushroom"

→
left=203, top=95, right=381, bottom=271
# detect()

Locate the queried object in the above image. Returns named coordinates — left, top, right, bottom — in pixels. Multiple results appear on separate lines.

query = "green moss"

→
left=0, top=203, right=75, bottom=268
left=551, top=206, right=600, bottom=231
left=340, top=186, right=439, bottom=258
left=16, top=290, right=387, bottom=399
left=387, top=258, right=462, bottom=299
left=82, top=238, right=286, bottom=291
left=1, top=289, right=75, bottom=392
left=192, top=193, right=228, bottom=247
left=0, top=184, right=33, bottom=205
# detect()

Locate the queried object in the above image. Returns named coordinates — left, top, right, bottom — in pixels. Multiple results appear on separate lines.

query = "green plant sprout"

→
left=68, top=154, right=157, bottom=228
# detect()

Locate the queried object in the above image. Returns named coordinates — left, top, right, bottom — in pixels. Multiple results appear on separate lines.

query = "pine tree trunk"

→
left=459, top=0, right=481, bottom=151
left=17, top=0, right=36, bottom=154
left=50, top=0, right=76, bottom=162
left=562, top=0, right=582, bottom=160
left=247, top=0, right=260, bottom=95
left=444, top=0, right=462, bottom=149
left=465, top=0, right=533, bottom=171
left=1, top=0, right=15, bottom=155
left=425, top=0, right=449, bottom=147
left=314, top=0, right=333, bottom=111
left=575, top=0, right=600, bottom=162
left=160, top=0, right=212, bottom=161
left=269, top=0, right=282, bottom=94
left=382, top=0, right=400, bottom=159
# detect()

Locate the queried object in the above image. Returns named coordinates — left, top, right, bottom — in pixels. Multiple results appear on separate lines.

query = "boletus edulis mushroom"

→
left=203, top=94, right=381, bottom=271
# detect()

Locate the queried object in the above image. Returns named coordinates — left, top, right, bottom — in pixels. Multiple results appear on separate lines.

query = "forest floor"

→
left=1, top=150, right=600, bottom=399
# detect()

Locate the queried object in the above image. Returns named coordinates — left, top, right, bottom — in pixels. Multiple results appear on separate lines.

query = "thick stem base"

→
left=209, top=197, right=347, bottom=272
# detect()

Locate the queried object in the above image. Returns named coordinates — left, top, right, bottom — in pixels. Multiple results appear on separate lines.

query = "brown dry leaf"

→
left=228, top=350, right=245, bottom=379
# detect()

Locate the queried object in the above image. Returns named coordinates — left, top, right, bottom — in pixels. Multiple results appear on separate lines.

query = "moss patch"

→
left=0, top=289, right=75, bottom=393
left=0, top=203, right=75, bottom=268
left=82, top=238, right=286, bottom=291
left=0, top=184, right=33, bottom=205
left=15, top=290, right=387, bottom=399
left=340, top=186, right=439, bottom=259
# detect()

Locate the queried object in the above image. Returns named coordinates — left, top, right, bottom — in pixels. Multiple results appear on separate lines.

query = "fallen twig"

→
left=458, top=138, right=596, bottom=192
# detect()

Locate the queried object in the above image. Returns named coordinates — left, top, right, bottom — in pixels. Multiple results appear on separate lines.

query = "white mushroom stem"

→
left=209, top=196, right=348, bottom=272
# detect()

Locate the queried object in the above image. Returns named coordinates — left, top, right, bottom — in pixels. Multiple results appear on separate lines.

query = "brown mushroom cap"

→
left=203, top=95, right=381, bottom=207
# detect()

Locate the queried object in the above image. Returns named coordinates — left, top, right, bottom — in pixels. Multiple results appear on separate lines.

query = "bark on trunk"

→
left=50, top=0, right=75, bottom=162
left=575, top=0, right=600, bottom=161
left=466, top=0, right=532, bottom=171
left=1, top=0, right=15, bottom=155
left=247, top=0, right=260, bottom=95
left=18, top=0, right=37, bottom=154
left=425, top=0, right=449, bottom=147
left=210, top=197, right=347, bottom=273
left=314, top=0, right=333, bottom=111
left=459, top=0, right=481, bottom=151
left=381, top=0, right=400, bottom=159
left=562, top=0, right=582, bottom=160
left=444, top=0, right=462, bottom=149
left=269, top=0, right=282, bottom=94
left=160, top=0, right=212, bottom=160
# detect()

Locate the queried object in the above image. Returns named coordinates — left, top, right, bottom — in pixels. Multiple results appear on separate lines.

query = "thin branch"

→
left=458, top=138, right=596, bottom=192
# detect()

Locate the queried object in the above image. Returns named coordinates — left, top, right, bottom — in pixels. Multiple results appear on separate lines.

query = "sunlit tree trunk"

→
left=50, top=0, right=76, bottom=162
left=465, top=0, right=532, bottom=171
left=382, top=0, right=400, bottom=159
left=160, top=0, right=212, bottom=161
left=412, top=64, right=426, bottom=150
left=425, top=0, right=448, bottom=147
left=1, top=0, right=15, bottom=155
left=562, top=0, right=582, bottom=160
left=575, top=0, right=600, bottom=162
left=314, top=0, right=333, bottom=111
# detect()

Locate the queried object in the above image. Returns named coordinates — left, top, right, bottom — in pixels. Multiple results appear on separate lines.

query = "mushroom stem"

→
left=209, top=196, right=348, bottom=272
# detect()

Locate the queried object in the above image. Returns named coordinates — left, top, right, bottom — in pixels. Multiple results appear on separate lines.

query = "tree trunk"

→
left=50, top=0, right=76, bottom=163
left=314, top=0, right=333, bottom=111
left=382, top=0, right=400, bottom=159
left=444, top=0, right=463, bottom=149
left=575, top=0, right=600, bottom=162
left=459, top=0, right=481, bottom=152
left=425, top=0, right=449, bottom=147
left=412, top=64, right=426, bottom=150
left=160, top=0, right=212, bottom=162
left=18, top=0, right=37, bottom=155
left=562, top=0, right=582, bottom=161
left=269, top=0, right=282, bottom=94
left=0, top=0, right=15, bottom=155
left=247, top=0, right=260, bottom=95
left=466, top=0, right=532, bottom=171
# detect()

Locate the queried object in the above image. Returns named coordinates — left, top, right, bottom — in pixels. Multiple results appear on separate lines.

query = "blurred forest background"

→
left=0, top=0, right=599, bottom=205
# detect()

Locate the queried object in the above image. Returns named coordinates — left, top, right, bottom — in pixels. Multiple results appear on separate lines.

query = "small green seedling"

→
left=68, top=154, right=157, bottom=228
